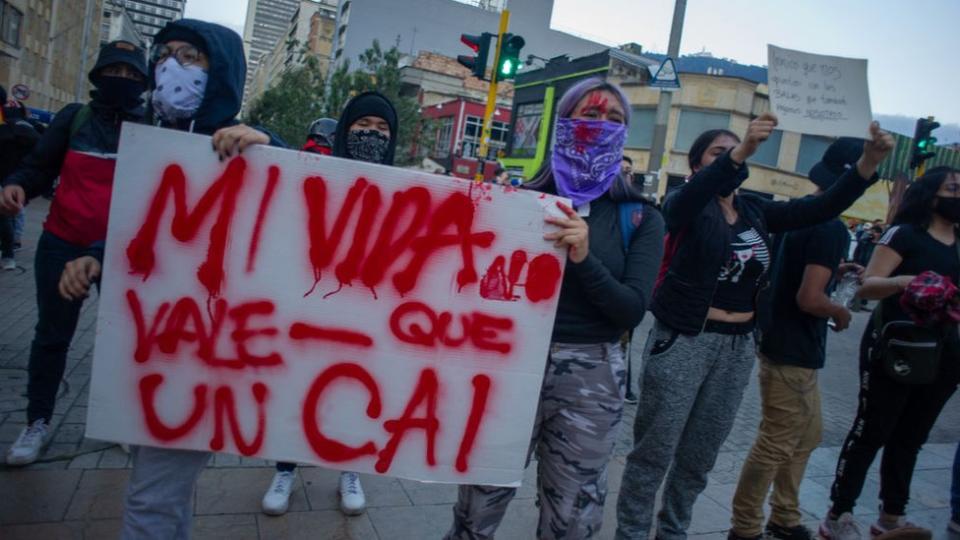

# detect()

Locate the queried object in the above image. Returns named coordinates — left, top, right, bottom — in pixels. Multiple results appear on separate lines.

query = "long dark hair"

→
left=688, top=129, right=740, bottom=171
left=893, top=166, right=960, bottom=227
left=525, top=77, right=642, bottom=202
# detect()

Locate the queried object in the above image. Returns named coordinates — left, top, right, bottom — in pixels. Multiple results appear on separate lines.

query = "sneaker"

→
left=767, top=521, right=814, bottom=540
left=339, top=471, right=366, bottom=515
left=623, top=393, right=638, bottom=405
left=727, top=530, right=763, bottom=540
left=261, top=470, right=296, bottom=516
left=5, top=419, right=51, bottom=465
left=820, top=512, right=863, bottom=540
left=1, top=257, right=15, bottom=271
left=869, top=515, right=930, bottom=539
left=948, top=519, right=960, bottom=535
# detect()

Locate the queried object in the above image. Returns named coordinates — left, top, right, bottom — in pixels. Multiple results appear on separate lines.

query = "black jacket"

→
left=0, top=119, right=40, bottom=183
left=652, top=151, right=876, bottom=335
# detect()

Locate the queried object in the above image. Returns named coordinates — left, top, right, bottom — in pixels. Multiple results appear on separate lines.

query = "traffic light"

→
left=458, top=33, right=493, bottom=80
left=495, top=33, right=525, bottom=82
left=910, top=117, right=940, bottom=169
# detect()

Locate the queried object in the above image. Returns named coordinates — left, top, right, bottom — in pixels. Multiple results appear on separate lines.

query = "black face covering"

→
left=2, top=106, right=24, bottom=122
left=935, top=197, right=960, bottom=223
left=346, top=129, right=391, bottom=163
left=95, top=76, right=146, bottom=109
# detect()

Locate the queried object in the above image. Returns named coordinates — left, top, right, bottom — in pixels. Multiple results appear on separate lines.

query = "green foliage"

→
left=246, top=39, right=425, bottom=164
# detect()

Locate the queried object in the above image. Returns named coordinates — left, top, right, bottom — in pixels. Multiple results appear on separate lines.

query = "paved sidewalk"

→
left=2, top=201, right=959, bottom=539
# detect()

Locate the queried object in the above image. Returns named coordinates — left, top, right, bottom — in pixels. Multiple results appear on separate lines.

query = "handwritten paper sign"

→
left=86, top=123, right=568, bottom=486
left=767, top=45, right=872, bottom=138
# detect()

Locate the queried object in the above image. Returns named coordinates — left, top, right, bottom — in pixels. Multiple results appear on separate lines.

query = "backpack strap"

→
left=69, top=104, right=92, bottom=139
left=618, top=202, right=645, bottom=253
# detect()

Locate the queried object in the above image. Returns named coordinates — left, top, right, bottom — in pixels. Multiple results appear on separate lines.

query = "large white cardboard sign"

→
left=86, top=123, right=568, bottom=486
left=767, top=45, right=872, bottom=138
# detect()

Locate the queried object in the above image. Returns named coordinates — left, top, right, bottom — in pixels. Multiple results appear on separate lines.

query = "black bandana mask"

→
left=936, top=197, right=960, bottom=223
left=346, top=129, right=390, bottom=164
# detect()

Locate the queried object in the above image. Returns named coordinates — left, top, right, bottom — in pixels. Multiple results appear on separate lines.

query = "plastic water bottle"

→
left=831, top=271, right=859, bottom=308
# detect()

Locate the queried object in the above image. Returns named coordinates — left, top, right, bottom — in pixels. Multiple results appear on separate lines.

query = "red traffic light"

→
left=461, top=34, right=482, bottom=53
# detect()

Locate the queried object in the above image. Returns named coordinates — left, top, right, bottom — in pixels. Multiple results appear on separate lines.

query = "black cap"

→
left=154, top=24, right=208, bottom=55
left=89, top=41, right=148, bottom=83
left=808, top=137, right=864, bottom=191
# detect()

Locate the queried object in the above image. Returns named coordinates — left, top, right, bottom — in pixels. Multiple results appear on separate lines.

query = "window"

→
left=1, top=1, right=24, bottom=47
left=461, top=115, right=508, bottom=159
left=795, top=134, right=833, bottom=175
left=674, top=109, right=730, bottom=152
left=511, top=102, right=544, bottom=158
left=434, top=117, right=454, bottom=158
left=626, top=107, right=656, bottom=149
left=748, top=129, right=783, bottom=168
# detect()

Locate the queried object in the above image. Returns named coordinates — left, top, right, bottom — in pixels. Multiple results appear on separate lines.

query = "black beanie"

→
left=332, top=91, right=399, bottom=165
left=89, top=41, right=148, bottom=83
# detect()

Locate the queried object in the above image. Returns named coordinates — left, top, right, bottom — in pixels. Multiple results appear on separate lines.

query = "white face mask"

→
left=151, top=57, right=208, bottom=122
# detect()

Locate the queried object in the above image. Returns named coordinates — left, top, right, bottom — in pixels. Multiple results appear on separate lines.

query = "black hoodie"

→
left=150, top=19, right=247, bottom=135
left=332, top=91, right=399, bottom=165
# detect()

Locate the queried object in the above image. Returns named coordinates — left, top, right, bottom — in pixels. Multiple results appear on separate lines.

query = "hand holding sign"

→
left=543, top=201, right=589, bottom=263
left=767, top=45, right=872, bottom=138
left=732, top=113, right=779, bottom=164
left=856, top=121, right=896, bottom=179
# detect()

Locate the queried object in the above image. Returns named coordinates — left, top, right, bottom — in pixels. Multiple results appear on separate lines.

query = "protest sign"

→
left=767, top=45, right=872, bottom=138
left=86, top=123, right=568, bottom=486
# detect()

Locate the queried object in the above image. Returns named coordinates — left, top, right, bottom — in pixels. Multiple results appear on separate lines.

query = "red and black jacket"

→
left=2, top=98, right=145, bottom=247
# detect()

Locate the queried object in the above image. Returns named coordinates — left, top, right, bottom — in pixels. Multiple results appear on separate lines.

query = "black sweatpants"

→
left=830, top=321, right=960, bottom=516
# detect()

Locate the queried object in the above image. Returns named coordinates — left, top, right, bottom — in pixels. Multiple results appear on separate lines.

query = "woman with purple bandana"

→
left=445, top=78, right=665, bottom=540
left=614, top=119, right=895, bottom=540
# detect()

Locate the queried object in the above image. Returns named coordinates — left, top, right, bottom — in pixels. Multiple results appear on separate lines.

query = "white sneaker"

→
left=5, top=419, right=51, bottom=465
left=1, top=258, right=15, bottom=271
left=339, top=471, right=366, bottom=515
left=819, top=512, right=863, bottom=540
left=261, top=470, right=296, bottom=516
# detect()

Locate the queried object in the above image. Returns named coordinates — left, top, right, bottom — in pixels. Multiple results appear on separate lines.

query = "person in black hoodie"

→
left=260, top=91, right=398, bottom=519
left=55, top=20, right=281, bottom=539
left=0, top=41, right=148, bottom=466
left=0, top=89, right=40, bottom=270
left=615, top=118, right=895, bottom=540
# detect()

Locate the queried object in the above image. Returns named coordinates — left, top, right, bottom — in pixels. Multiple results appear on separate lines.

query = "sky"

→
left=185, top=0, right=960, bottom=140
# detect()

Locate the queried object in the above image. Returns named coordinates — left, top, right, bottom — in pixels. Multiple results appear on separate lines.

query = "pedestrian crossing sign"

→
left=650, top=57, right=680, bottom=90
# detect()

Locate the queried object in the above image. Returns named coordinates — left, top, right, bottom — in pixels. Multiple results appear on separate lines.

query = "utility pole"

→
left=75, top=0, right=97, bottom=102
left=474, top=9, right=510, bottom=182
left=647, top=0, right=687, bottom=181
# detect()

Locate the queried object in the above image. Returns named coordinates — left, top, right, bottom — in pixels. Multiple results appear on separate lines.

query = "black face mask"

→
left=2, top=106, right=24, bottom=122
left=935, top=197, right=960, bottom=223
left=95, top=76, right=146, bottom=109
left=346, top=129, right=390, bottom=164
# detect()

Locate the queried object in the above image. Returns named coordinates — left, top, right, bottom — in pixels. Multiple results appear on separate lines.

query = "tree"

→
left=245, top=47, right=327, bottom=147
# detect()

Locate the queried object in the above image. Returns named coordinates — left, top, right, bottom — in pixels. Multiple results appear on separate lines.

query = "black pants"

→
left=0, top=216, right=14, bottom=259
left=27, top=231, right=87, bottom=423
left=830, top=321, right=960, bottom=516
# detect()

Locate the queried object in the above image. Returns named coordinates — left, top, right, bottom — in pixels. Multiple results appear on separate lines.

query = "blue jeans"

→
left=952, top=442, right=960, bottom=520
left=27, top=231, right=88, bottom=423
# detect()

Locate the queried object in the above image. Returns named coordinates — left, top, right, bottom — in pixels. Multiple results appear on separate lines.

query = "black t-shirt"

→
left=711, top=220, right=770, bottom=312
left=760, top=219, right=849, bottom=369
left=876, top=223, right=960, bottom=323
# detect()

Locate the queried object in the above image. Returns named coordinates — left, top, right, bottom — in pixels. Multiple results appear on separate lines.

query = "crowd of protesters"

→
left=2, top=16, right=959, bottom=540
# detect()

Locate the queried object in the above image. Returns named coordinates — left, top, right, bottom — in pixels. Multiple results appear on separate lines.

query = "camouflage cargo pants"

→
left=445, top=341, right=626, bottom=540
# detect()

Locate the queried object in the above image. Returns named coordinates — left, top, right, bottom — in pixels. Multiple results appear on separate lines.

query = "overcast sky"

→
left=185, top=0, right=960, bottom=139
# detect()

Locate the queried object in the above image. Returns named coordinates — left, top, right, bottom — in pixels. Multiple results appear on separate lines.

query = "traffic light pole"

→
left=474, top=9, right=511, bottom=182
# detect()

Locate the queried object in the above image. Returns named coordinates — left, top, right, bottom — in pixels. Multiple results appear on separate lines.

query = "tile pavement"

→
left=2, top=200, right=959, bottom=539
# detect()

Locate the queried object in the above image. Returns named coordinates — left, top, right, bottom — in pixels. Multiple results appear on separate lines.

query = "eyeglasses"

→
left=150, top=44, right=202, bottom=67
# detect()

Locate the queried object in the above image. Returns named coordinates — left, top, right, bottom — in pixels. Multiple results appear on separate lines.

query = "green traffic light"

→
left=500, top=58, right=514, bottom=76
left=918, top=139, right=928, bottom=149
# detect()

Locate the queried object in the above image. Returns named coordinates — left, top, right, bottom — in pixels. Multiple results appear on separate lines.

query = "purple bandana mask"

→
left=551, top=118, right=627, bottom=207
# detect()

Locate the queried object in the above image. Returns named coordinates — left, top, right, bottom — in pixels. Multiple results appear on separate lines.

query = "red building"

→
left=421, top=97, right=512, bottom=179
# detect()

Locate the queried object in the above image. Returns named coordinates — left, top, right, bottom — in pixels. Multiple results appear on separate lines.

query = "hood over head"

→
left=332, top=91, right=398, bottom=165
left=152, top=19, right=245, bottom=134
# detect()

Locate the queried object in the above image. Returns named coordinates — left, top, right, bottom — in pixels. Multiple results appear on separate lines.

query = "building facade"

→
left=101, top=1, right=146, bottom=47
left=1, top=0, right=104, bottom=115
left=242, top=0, right=298, bottom=107
left=106, top=0, right=185, bottom=42
left=331, top=0, right=605, bottom=71
left=245, top=0, right=336, bottom=111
